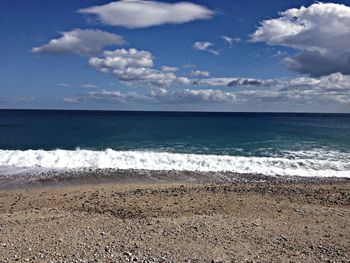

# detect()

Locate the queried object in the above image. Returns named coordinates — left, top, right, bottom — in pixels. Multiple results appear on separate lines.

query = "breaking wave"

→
left=0, top=149, right=349, bottom=178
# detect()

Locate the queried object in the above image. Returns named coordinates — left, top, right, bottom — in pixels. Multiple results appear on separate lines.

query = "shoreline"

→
left=1, top=168, right=350, bottom=190
left=0, top=175, right=349, bottom=262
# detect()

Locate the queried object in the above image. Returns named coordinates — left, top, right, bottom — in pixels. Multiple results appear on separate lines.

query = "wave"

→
left=0, top=149, right=349, bottom=178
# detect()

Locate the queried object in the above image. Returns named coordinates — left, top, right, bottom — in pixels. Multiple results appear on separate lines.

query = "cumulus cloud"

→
left=189, top=70, right=210, bottom=77
left=89, top=48, right=154, bottom=71
left=282, top=73, right=350, bottom=92
left=221, top=35, right=241, bottom=48
left=62, top=73, right=350, bottom=106
left=89, top=48, right=190, bottom=87
left=193, top=77, right=277, bottom=87
left=78, top=0, right=214, bottom=29
left=192, top=73, right=350, bottom=105
left=241, top=73, right=350, bottom=105
left=112, top=67, right=183, bottom=87
left=32, top=29, right=125, bottom=56
left=83, top=88, right=236, bottom=104
left=193, top=41, right=219, bottom=55
left=250, top=2, right=350, bottom=77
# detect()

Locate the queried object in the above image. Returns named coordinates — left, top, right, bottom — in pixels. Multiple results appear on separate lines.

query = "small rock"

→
left=105, top=246, right=110, bottom=252
left=281, top=235, right=288, bottom=241
left=123, top=252, right=132, bottom=257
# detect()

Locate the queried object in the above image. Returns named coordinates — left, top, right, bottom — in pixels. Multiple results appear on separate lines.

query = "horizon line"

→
left=0, top=108, right=349, bottom=115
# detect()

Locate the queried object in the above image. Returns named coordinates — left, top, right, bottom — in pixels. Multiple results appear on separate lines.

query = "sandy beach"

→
left=0, top=175, right=349, bottom=262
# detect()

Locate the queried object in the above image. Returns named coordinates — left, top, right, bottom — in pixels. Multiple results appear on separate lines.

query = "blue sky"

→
left=1, top=0, right=350, bottom=112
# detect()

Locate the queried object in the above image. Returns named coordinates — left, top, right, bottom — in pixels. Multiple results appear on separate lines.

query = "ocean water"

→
left=0, top=110, right=350, bottom=178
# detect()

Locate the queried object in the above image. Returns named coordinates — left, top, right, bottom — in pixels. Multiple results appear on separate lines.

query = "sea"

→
left=0, top=109, right=350, bottom=179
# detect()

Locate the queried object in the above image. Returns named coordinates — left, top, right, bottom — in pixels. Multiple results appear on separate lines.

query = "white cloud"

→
left=193, top=41, right=213, bottom=50
left=89, top=48, right=154, bottom=71
left=78, top=0, right=214, bottom=29
left=153, top=88, right=236, bottom=103
left=192, top=73, right=350, bottom=105
left=250, top=2, right=350, bottom=76
left=79, top=84, right=99, bottom=89
left=81, top=88, right=236, bottom=104
left=63, top=73, right=350, bottom=106
left=112, top=67, right=180, bottom=87
left=189, top=70, right=210, bottom=77
left=284, top=73, right=350, bottom=92
left=87, top=90, right=152, bottom=103
left=89, top=48, right=190, bottom=87
left=161, top=66, right=178, bottom=72
left=59, top=83, right=100, bottom=89
left=193, top=41, right=219, bottom=55
left=254, top=74, right=350, bottom=105
left=32, top=29, right=125, bottom=56
left=221, top=35, right=241, bottom=48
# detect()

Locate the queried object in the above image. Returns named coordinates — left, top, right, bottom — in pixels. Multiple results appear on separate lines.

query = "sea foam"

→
left=0, top=149, right=349, bottom=178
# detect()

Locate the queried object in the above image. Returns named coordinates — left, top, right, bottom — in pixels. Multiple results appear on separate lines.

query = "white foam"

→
left=0, top=149, right=349, bottom=178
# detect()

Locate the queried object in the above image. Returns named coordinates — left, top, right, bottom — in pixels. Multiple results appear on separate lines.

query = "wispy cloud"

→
left=58, top=83, right=100, bottom=89
left=192, top=41, right=219, bottom=55
left=221, top=35, right=241, bottom=48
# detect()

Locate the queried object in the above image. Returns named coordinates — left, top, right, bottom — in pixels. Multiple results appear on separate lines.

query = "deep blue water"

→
left=1, top=109, right=350, bottom=157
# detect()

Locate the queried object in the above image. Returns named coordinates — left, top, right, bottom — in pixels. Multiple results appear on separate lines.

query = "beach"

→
left=0, top=174, right=349, bottom=262
left=1, top=110, right=350, bottom=262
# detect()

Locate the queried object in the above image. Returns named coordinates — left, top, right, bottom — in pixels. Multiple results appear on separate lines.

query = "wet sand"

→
left=0, top=175, right=349, bottom=262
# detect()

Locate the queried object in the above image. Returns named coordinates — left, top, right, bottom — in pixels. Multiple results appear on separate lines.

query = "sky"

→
left=1, top=0, right=350, bottom=112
